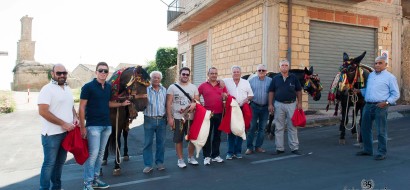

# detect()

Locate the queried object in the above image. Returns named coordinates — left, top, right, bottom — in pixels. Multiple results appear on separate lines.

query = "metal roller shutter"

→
left=309, top=21, right=376, bottom=110
left=193, top=42, right=207, bottom=87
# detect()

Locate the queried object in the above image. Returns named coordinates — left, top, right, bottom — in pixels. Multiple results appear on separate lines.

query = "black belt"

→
left=279, top=100, right=295, bottom=104
left=145, top=115, right=165, bottom=119
left=251, top=102, right=267, bottom=107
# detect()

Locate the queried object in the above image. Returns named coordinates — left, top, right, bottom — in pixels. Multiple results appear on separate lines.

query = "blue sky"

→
left=0, top=0, right=178, bottom=90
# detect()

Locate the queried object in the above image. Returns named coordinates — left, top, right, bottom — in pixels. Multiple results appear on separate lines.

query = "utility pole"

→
left=0, top=51, right=8, bottom=56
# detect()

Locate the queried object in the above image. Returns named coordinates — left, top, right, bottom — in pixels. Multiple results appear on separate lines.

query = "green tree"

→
left=155, top=47, right=177, bottom=78
left=145, top=60, right=157, bottom=74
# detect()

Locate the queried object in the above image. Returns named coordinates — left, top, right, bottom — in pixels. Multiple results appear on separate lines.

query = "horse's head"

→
left=303, top=66, right=322, bottom=101
left=120, top=66, right=150, bottom=112
left=340, top=51, right=366, bottom=74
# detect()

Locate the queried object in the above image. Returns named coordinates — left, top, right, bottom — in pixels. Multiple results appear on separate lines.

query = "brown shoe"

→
left=255, top=148, right=266, bottom=153
left=245, top=149, right=253, bottom=155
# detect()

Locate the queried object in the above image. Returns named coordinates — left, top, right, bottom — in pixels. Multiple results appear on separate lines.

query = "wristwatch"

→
left=385, top=101, right=389, bottom=105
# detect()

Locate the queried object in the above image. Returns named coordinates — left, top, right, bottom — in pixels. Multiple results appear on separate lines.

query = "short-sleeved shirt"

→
left=249, top=76, right=272, bottom=105
left=143, top=85, right=167, bottom=117
left=38, top=81, right=74, bottom=136
left=198, top=81, right=228, bottom=114
left=269, top=73, right=301, bottom=102
left=167, top=82, right=199, bottom=119
left=223, top=78, right=254, bottom=106
left=80, top=78, right=112, bottom=126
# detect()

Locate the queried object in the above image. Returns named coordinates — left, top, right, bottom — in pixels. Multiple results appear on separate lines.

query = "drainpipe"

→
left=287, top=0, right=292, bottom=67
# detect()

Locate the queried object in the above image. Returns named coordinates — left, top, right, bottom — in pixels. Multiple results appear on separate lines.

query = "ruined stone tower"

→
left=12, top=15, right=52, bottom=91
left=16, top=15, right=35, bottom=64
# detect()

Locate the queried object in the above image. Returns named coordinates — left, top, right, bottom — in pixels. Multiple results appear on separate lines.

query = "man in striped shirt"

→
left=142, top=71, right=167, bottom=173
left=246, top=64, right=272, bottom=155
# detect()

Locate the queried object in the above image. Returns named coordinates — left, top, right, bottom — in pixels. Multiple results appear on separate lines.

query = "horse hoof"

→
left=102, top=160, right=107, bottom=166
left=123, top=156, right=129, bottom=161
left=339, top=139, right=346, bottom=145
left=113, top=168, right=121, bottom=176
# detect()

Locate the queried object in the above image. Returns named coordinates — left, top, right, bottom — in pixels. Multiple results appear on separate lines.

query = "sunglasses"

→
left=181, top=73, right=190, bottom=76
left=97, top=69, right=109, bottom=73
left=257, top=69, right=267, bottom=72
left=55, top=71, right=68, bottom=76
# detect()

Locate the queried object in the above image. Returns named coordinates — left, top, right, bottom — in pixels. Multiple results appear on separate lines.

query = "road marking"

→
left=251, top=155, right=301, bottom=164
left=110, top=176, right=171, bottom=187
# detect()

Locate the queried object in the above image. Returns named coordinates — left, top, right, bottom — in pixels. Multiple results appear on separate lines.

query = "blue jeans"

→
left=247, top=104, right=269, bottom=150
left=83, top=126, right=111, bottom=184
left=227, top=133, right=243, bottom=155
left=361, top=104, right=388, bottom=156
left=143, top=116, right=166, bottom=167
left=39, top=132, right=67, bottom=190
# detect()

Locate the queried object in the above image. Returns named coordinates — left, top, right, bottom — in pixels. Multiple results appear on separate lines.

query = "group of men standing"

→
left=37, top=55, right=399, bottom=190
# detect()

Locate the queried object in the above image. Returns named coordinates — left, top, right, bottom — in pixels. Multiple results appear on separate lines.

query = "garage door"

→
left=192, top=42, right=207, bottom=87
left=309, top=21, right=376, bottom=110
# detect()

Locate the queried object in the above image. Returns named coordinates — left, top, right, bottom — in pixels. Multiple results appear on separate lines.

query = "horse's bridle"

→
left=304, top=74, right=322, bottom=96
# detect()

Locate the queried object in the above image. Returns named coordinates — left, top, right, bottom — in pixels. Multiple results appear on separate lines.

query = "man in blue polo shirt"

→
left=79, top=62, right=130, bottom=190
left=268, top=60, right=303, bottom=155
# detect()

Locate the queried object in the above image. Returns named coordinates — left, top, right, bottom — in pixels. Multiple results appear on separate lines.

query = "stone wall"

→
left=12, top=62, right=52, bottom=91
left=402, top=18, right=410, bottom=103
left=211, top=6, right=263, bottom=77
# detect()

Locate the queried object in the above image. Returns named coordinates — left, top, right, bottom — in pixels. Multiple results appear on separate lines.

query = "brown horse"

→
left=102, top=66, right=150, bottom=176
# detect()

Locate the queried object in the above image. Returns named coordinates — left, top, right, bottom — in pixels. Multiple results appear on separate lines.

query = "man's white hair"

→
left=231, top=65, right=241, bottom=72
left=279, top=60, right=290, bottom=67
left=150, top=71, right=163, bottom=79
left=256, top=64, right=266, bottom=70
left=375, top=56, right=387, bottom=63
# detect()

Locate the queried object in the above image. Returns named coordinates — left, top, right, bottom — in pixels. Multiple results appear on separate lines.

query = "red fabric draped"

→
left=62, top=126, right=89, bottom=165
left=218, top=95, right=234, bottom=134
left=242, top=103, right=252, bottom=131
left=188, top=103, right=207, bottom=140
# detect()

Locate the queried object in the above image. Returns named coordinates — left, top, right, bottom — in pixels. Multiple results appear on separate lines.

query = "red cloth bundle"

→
left=62, top=126, right=89, bottom=165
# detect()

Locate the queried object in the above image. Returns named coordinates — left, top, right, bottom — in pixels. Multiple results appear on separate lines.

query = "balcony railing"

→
left=167, top=0, right=184, bottom=24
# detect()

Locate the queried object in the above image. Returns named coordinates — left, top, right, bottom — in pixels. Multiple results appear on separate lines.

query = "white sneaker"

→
left=203, top=157, right=211, bottom=165
left=187, top=157, right=199, bottom=165
left=177, top=159, right=186, bottom=168
left=211, top=156, right=224, bottom=163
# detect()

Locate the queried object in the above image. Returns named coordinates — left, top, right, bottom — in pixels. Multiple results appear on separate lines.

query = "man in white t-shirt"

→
left=223, top=65, right=254, bottom=160
left=166, top=67, right=200, bottom=168
left=38, top=64, right=78, bottom=190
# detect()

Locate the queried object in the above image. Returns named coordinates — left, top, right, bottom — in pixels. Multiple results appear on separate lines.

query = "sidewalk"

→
left=305, top=104, right=410, bottom=127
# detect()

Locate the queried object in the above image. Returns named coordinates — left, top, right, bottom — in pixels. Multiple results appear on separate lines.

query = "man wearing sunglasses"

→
left=79, top=62, right=131, bottom=190
left=38, top=64, right=78, bottom=190
left=246, top=64, right=272, bottom=155
left=166, top=67, right=200, bottom=168
left=355, top=56, right=400, bottom=160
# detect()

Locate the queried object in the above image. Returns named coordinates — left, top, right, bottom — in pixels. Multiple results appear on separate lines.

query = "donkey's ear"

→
left=309, top=66, right=314, bottom=74
left=343, top=52, right=349, bottom=62
left=304, top=67, right=309, bottom=74
left=352, top=51, right=366, bottom=65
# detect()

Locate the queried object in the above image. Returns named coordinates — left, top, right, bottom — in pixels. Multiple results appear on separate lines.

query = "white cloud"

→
left=0, top=0, right=177, bottom=90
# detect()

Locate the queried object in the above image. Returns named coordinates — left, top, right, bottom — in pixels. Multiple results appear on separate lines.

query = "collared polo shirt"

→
left=80, top=78, right=112, bottom=126
left=269, top=73, right=301, bottom=102
left=198, top=81, right=228, bottom=114
left=143, top=85, right=167, bottom=117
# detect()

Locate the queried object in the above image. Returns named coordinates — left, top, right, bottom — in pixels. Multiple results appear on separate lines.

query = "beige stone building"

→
left=167, top=0, right=406, bottom=110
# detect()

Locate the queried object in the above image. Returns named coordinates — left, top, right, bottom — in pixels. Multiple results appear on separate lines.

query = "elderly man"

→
left=355, top=56, right=400, bottom=160
left=268, top=60, right=303, bottom=155
left=142, top=71, right=167, bottom=173
left=246, top=64, right=272, bottom=155
left=166, top=67, right=200, bottom=168
left=198, top=67, right=227, bottom=165
left=38, top=64, right=78, bottom=190
left=223, top=65, right=254, bottom=160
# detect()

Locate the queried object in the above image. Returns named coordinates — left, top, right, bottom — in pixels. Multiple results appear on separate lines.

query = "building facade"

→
left=167, top=0, right=404, bottom=109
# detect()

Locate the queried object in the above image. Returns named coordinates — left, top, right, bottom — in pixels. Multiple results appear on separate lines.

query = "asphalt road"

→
left=1, top=92, right=409, bottom=190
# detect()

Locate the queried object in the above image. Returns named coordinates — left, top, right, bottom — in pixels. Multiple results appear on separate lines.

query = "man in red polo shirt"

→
left=198, top=67, right=228, bottom=165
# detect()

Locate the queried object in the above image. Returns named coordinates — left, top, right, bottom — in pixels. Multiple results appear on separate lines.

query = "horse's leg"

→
left=112, top=129, right=122, bottom=176
left=122, top=128, right=129, bottom=161
left=339, top=96, right=348, bottom=144
left=266, top=114, right=275, bottom=140
left=102, top=136, right=110, bottom=166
